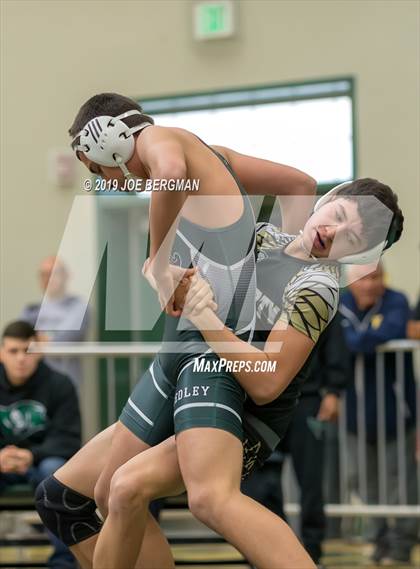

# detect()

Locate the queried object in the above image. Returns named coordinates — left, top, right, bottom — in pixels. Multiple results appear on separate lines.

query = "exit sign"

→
left=194, top=1, right=235, bottom=40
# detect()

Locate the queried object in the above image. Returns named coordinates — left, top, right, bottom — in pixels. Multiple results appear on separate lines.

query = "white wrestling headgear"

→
left=313, top=181, right=398, bottom=265
left=71, top=110, right=152, bottom=179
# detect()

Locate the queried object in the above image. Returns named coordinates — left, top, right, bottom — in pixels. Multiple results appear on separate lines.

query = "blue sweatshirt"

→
left=339, top=289, right=416, bottom=441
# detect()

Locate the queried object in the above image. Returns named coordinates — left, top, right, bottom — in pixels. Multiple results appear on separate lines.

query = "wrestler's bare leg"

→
left=54, top=425, right=115, bottom=496
left=71, top=517, right=174, bottom=569
left=93, top=436, right=184, bottom=569
left=176, top=428, right=315, bottom=569
left=93, top=429, right=314, bottom=569
left=52, top=424, right=174, bottom=569
left=93, top=421, right=151, bottom=517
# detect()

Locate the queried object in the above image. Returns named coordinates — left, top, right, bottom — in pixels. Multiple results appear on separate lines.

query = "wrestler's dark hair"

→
left=68, top=93, right=154, bottom=137
left=2, top=320, right=36, bottom=342
left=334, top=178, right=404, bottom=249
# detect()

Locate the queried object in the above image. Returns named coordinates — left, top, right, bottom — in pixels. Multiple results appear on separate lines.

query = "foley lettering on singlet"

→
left=174, top=385, right=210, bottom=404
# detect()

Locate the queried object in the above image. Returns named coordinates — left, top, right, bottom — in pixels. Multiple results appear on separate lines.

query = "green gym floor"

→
left=1, top=540, right=420, bottom=568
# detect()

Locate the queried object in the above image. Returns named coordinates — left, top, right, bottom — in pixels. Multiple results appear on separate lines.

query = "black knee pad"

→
left=35, top=475, right=103, bottom=546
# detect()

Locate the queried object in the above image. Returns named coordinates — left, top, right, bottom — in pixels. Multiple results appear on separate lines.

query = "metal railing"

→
left=32, top=339, right=420, bottom=518
left=337, top=340, right=419, bottom=517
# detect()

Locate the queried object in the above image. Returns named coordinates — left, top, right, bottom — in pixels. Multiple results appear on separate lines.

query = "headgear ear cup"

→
left=313, top=181, right=396, bottom=265
left=71, top=110, right=152, bottom=178
left=313, top=181, right=353, bottom=214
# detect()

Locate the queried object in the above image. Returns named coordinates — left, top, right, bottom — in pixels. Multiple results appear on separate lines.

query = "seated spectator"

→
left=339, top=263, right=418, bottom=565
left=0, top=320, right=81, bottom=569
left=21, top=256, right=89, bottom=388
left=242, top=313, right=351, bottom=567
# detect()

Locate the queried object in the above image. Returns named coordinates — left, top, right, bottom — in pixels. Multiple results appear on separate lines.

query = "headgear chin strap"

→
left=71, top=110, right=152, bottom=179
left=314, top=181, right=397, bottom=265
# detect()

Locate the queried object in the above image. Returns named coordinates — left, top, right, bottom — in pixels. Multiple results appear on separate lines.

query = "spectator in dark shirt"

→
left=340, top=263, right=417, bottom=565
left=0, top=320, right=81, bottom=569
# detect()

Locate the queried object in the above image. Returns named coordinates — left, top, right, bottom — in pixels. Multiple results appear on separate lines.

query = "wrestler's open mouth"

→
left=316, top=231, right=325, bottom=249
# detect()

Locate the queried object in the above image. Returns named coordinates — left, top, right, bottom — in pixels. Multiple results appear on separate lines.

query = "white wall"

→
left=1, top=0, right=419, bottom=328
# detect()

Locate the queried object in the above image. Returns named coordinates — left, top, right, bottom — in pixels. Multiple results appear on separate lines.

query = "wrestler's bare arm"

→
left=186, top=305, right=314, bottom=405
left=137, top=127, right=187, bottom=264
left=136, top=127, right=189, bottom=314
left=212, top=145, right=316, bottom=234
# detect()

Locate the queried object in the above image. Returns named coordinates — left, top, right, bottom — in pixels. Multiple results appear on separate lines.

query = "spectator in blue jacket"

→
left=339, top=263, right=418, bottom=565
left=407, top=294, right=420, bottom=340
